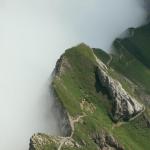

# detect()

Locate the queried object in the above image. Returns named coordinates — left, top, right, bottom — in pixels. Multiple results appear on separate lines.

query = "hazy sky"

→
left=0, top=0, right=148, bottom=150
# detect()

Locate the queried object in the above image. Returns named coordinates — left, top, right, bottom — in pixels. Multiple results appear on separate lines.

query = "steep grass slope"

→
left=30, top=43, right=150, bottom=150
left=29, top=23, right=150, bottom=150
left=114, top=23, right=150, bottom=69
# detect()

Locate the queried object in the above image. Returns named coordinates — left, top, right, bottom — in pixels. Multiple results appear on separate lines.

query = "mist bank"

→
left=0, top=0, right=149, bottom=150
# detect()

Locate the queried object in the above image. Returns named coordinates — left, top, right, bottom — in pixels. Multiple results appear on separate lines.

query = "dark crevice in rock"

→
left=95, top=67, right=110, bottom=97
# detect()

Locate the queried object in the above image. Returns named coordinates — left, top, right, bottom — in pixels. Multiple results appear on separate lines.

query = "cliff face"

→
left=29, top=57, right=73, bottom=150
left=96, top=66, right=144, bottom=122
left=29, top=23, right=150, bottom=150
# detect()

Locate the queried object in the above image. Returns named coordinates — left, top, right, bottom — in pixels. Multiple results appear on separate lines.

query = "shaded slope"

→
left=114, top=23, right=150, bottom=69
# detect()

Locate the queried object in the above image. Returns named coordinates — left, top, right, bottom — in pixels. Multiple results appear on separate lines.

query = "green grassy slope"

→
left=93, top=23, right=150, bottom=149
left=31, top=23, right=150, bottom=150
left=53, top=44, right=112, bottom=150
left=109, top=23, right=150, bottom=119
left=50, top=42, right=150, bottom=149
left=116, top=23, right=150, bottom=69
left=94, top=48, right=150, bottom=150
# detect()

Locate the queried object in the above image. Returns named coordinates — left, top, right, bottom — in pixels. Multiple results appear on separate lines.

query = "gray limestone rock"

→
left=96, top=66, right=144, bottom=121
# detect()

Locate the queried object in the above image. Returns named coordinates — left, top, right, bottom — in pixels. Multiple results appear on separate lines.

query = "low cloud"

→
left=0, top=0, right=148, bottom=150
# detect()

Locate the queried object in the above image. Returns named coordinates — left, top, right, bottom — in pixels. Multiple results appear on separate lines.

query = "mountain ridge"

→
left=29, top=23, right=150, bottom=150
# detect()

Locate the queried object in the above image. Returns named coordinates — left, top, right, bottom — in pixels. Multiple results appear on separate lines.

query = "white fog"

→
left=0, top=0, right=148, bottom=149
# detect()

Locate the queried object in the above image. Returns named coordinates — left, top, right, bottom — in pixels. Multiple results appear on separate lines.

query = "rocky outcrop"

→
left=29, top=133, right=58, bottom=150
left=92, top=130, right=124, bottom=150
left=96, top=66, right=145, bottom=122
